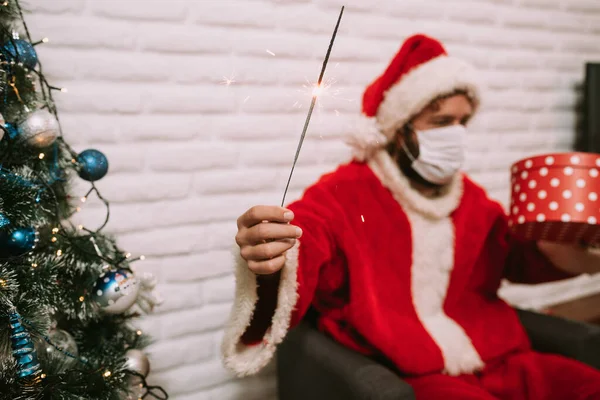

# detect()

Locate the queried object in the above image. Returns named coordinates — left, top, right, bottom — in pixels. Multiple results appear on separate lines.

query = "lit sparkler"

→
left=220, top=74, right=236, bottom=86
left=281, top=6, right=345, bottom=207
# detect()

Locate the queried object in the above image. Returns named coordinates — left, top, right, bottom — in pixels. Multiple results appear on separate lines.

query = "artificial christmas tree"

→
left=0, top=1, right=167, bottom=399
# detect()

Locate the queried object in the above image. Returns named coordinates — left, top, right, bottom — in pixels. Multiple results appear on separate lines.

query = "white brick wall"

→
left=27, top=0, right=600, bottom=398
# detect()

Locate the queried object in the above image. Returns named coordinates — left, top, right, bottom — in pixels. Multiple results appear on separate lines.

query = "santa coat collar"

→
left=367, top=149, right=464, bottom=219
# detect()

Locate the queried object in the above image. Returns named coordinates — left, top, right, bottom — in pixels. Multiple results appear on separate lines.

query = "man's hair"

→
left=422, top=89, right=474, bottom=114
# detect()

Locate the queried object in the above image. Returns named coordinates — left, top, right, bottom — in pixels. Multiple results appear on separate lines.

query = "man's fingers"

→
left=237, top=205, right=294, bottom=229
left=240, top=223, right=302, bottom=245
left=248, top=255, right=286, bottom=275
left=240, top=239, right=296, bottom=261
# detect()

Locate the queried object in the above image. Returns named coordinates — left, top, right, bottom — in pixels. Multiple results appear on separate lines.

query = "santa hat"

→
left=347, top=34, right=481, bottom=161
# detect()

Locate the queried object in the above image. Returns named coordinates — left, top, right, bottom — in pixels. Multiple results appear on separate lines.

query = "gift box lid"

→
left=511, top=152, right=600, bottom=174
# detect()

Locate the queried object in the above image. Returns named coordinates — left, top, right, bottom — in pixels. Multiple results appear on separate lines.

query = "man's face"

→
left=391, top=94, right=474, bottom=188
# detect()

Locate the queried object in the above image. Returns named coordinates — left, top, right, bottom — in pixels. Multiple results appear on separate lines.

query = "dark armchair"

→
left=277, top=309, right=600, bottom=400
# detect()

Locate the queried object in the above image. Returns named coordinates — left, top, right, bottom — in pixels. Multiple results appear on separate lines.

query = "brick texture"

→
left=28, top=0, right=600, bottom=398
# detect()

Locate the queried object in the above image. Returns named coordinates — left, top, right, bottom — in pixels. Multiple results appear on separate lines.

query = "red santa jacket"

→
left=221, top=150, right=572, bottom=377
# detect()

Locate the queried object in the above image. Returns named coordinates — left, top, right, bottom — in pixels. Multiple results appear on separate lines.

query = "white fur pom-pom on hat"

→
left=345, top=116, right=388, bottom=162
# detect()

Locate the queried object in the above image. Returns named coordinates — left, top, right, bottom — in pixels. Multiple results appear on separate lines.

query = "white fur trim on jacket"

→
left=345, top=115, right=389, bottom=162
left=221, top=242, right=300, bottom=377
left=377, top=56, right=481, bottom=140
left=406, top=209, right=484, bottom=376
left=368, top=149, right=464, bottom=219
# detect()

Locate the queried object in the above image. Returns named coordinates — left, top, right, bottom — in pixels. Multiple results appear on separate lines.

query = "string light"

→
left=125, top=253, right=131, bottom=258
left=80, top=196, right=86, bottom=203
left=60, top=87, right=68, bottom=93
left=103, top=370, right=111, bottom=378
left=38, top=153, right=45, bottom=159
left=76, top=207, right=81, bottom=212
left=40, top=373, right=46, bottom=379
left=51, top=237, right=57, bottom=242
left=140, top=255, right=146, bottom=261
left=56, top=249, right=62, bottom=256
left=79, top=296, right=84, bottom=302
left=0, top=279, right=6, bottom=287
left=136, top=330, right=142, bottom=336
left=31, top=263, right=37, bottom=268
left=52, top=227, right=59, bottom=234
left=78, top=225, right=83, bottom=230
left=71, top=158, right=76, bottom=163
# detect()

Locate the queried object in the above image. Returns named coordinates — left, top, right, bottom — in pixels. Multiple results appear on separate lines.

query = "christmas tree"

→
left=0, top=1, right=167, bottom=399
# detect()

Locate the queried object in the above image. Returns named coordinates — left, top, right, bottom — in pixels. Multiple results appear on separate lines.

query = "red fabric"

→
left=405, top=351, right=600, bottom=400
left=241, top=161, right=574, bottom=376
left=362, top=34, right=447, bottom=117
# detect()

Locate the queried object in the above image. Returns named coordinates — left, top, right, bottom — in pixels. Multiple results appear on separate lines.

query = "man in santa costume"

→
left=222, top=34, right=600, bottom=399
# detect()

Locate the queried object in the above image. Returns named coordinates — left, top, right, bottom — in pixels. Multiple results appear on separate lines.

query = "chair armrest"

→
left=516, top=308, right=600, bottom=369
left=277, top=321, right=415, bottom=400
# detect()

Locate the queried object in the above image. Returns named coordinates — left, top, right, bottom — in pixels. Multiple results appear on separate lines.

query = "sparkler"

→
left=281, top=5, right=344, bottom=207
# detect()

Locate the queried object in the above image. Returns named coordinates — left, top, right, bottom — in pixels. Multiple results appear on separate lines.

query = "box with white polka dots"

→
left=509, top=153, right=600, bottom=245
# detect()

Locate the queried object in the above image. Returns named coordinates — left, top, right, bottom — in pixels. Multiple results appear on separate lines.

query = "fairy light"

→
left=76, top=207, right=81, bottom=212
left=125, top=253, right=131, bottom=258
left=79, top=296, right=84, bottom=302
left=52, top=227, right=59, bottom=234
left=140, top=255, right=146, bottom=261
left=56, top=249, right=62, bottom=256
left=80, top=196, right=87, bottom=203
left=71, top=158, right=76, bottom=163
left=40, top=373, right=46, bottom=379
left=2, top=1, right=8, bottom=6
left=38, top=153, right=45, bottom=159
left=78, top=225, right=83, bottom=230
left=103, top=370, right=111, bottom=378
left=60, top=87, right=68, bottom=93
left=51, top=237, right=57, bottom=242
left=31, top=263, right=37, bottom=268
left=136, top=330, right=142, bottom=336
left=0, top=279, right=6, bottom=287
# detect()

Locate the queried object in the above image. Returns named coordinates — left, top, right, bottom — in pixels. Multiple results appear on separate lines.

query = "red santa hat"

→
left=347, top=34, right=481, bottom=161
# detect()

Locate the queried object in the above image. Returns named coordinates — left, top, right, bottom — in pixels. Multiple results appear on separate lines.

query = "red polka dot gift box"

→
left=508, top=152, right=600, bottom=246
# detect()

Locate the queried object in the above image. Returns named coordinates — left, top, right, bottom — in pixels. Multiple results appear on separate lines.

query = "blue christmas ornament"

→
left=9, top=310, right=41, bottom=379
left=1, top=39, right=38, bottom=69
left=92, top=269, right=140, bottom=314
left=0, top=227, right=38, bottom=257
left=77, top=149, right=109, bottom=182
left=4, top=122, right=19, bottom=140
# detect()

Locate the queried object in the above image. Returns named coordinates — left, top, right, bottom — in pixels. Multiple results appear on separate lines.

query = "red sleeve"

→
left=240, top=182, right=338, bottom=345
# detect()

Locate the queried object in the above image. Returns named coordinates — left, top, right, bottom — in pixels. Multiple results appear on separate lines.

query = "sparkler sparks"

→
left=220, top=74, right=236, bottom=86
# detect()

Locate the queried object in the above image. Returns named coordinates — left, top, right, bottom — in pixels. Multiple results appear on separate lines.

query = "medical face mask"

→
left=400, top=124, right=467, bottom=185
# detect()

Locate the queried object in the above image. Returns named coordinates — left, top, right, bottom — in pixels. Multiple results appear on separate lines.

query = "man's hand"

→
left=235, top=205, right=303, bottom=275
left=537, top=240, right=600, bottom=276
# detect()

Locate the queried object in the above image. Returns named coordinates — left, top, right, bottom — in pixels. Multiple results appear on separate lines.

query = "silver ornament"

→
left=92, top=269, right=140, bottom=315
left=19, top=109, right=59, bottom=148
left=38, top=328, right=79, bottom=369
left=124, top=349, right=150, bottom=377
